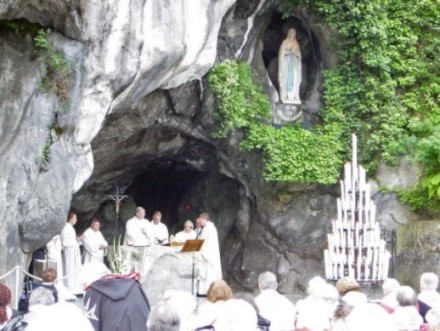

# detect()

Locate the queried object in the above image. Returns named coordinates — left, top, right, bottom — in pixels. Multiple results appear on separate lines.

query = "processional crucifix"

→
left=108, top=187, right=127, bottom=240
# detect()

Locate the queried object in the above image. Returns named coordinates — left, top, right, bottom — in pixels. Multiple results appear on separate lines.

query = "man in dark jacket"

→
left=83, top=273, right=150, bottom=331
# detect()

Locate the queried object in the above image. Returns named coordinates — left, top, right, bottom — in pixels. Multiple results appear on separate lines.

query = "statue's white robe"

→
left=60, top=223, right=83, bottom=294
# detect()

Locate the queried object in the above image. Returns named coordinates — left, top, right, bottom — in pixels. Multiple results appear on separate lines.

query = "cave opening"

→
left=125, top=160, right=207, bottom=234
left=76, top=156, right=242, bottom=245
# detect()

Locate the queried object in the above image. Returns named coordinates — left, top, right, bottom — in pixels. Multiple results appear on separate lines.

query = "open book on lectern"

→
left=180, top=239, right=204, bottom=252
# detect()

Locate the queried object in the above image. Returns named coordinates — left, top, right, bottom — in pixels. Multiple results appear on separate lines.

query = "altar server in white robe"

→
left=196, top=212, right=222, bottom=296
left=82, top=218, right=108, bottom=263
left=175, top=220, right=197, bottom=243
left=60, top=212, right=83, bottom=295
left=150, top=211, right=169, bottom=245
left=124, top=207, right=152, bottom=246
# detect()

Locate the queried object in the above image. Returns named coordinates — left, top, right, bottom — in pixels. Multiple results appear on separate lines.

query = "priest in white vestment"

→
left=196, top=212, right=222, bottom=296
left=150, top=211, right=169, bottom=245
left=175, top=220, right=197, bottom=243
left=60, top=212, right=83, bottom=295
left=124, top=207, right=152, bottom=246
left=82, top=219, right=108, bottom=263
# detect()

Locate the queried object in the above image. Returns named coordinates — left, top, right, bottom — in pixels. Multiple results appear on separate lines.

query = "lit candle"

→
left=372, top=247, right=379, bottom=280
left=345, top=163, right=351, bottom=188
left=324, top=249, right=331, bottom=279
left=371, top=203, right=376, bottom=225
left=358, top=183, right=363, bottom=225
left=352, top=134, right=358, bottom=176
left=337, top=199, right=342, bottom=222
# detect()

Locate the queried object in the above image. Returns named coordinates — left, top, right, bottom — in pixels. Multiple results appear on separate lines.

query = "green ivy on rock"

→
left=208, top=60, right=345, bottom=184
left=276, top=0, right=440, bottom=213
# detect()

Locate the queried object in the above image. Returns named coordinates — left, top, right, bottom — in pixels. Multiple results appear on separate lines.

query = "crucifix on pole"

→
left=108, top=186, right=127, bottom=241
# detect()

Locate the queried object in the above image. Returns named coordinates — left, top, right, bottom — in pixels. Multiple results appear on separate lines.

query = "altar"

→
left=108, top=245, right=197, bottom=305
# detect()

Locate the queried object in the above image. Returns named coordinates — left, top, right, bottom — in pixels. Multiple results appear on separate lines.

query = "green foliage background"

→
left=208, top=0, right=439, bottom=213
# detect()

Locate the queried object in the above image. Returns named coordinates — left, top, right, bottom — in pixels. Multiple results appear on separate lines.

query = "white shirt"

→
left=82, top=228, right=108, bottom=263
left=124, top=217, right=151, bottom=246
left=175, top=230, right=196, bottom=243
left=150, top=222, right=169, bottom=244
left=255, top=289, right=296, bottom=331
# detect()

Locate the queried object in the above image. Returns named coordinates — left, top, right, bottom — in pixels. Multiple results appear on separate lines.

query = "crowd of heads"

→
left=143, top=268, right=440, bottom=331
left=3, top=270, right=440, bottom=330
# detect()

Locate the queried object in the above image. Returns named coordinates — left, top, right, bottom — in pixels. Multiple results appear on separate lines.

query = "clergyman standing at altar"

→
left=82, top=218, right=108, bottom=263
left=149, top=211, right=169, bottom=245
left=175, top=220, right=197, bottom=242
left=195, top=212, right=222, bottom=296
left=124, top=207, right=151, bottom=246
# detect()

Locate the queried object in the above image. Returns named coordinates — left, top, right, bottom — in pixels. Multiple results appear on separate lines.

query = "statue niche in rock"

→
left=278, top=28, right=302, bottom=105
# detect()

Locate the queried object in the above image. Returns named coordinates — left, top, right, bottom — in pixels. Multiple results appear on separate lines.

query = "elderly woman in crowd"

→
left=0, top=284, right=14, bottom=330
left=379, top=278, right=400, bottom=313
left=147, top=301, right=181, bottom=331
left=418, top=273, right=440, bottom=320
left=426, top=307, right=440, bottom=331
left=161, top=289, right=197, bottom=331
left=296, top=280, right=339, bottom=331
left=393, top=286, right=424, bottom=331
left=195, top=279, right=233, bottom=329
left=0, top=284, right=27, bottom=331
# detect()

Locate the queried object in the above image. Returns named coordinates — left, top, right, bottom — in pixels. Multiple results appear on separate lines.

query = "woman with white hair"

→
left=393, top=286, right=424, bottom=331
left=255, top=271, right=296, bottom=331
left=296, top=282, right=339, bottom=331
left=161, top=289, right=197, bottom=331
left=419, top=273, right=440, bottom=321
left=147, top=301, right=180, bottom=331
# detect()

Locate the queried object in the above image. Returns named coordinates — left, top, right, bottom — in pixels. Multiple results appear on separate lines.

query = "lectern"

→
left=180, top=239, right=204, bottom=296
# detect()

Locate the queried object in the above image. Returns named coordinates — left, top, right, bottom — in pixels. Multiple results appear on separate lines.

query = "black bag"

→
left=17, top=280, right=32, bottom=312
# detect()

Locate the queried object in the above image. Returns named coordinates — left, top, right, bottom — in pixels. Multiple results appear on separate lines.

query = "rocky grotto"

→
left=0, top=0, right=436, bottom=299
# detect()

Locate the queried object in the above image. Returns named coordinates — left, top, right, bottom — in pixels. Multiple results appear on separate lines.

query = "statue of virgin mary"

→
left=278, top=28, right=302, bottom=104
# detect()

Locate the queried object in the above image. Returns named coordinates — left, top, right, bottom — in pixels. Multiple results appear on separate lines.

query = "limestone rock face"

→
left=396, top=221, right=440, bottom=289
left=0, top=0, right=235, bottom=295
left=0, top=0, right=423, bottom=301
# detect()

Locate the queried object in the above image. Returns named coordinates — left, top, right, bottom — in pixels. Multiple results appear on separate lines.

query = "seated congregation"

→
left=2, top=268, right=440, bottom=331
